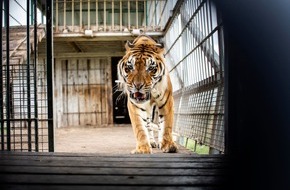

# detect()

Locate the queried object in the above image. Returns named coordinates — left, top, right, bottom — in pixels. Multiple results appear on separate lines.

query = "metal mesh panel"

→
left=0, top=0, right=52, bottom=152
left=1, top=60, right=49, bottom=151
left=164, top=0, right=225, bottom=152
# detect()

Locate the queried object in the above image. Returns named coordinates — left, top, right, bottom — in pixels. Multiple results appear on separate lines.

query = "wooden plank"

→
left=0, top=148, right=226, bottom=158
left=0, top=152, right=228, bottom=188
left=61, top=61, right=68, bottom=127
left=106, top=57, right=113, bottom=124
left=78, top=59, right=90, bottom=125
left=100, top=59, right=107, bottom=124
left=0, top=166, right=227, bottom=176
left=0, top=153, right=226, bottom=163
left=95, top=59, right=102, bottom=125
left=67, top=59, right=79, bottom=126
left=88, top=59, right=97, bottom=125
left=0, top=174, right=225, bottom=186
left=54, top=60, right=63, bottom=128
left=0, top=159, right=226, bottom=169
left=0, top=185, right=216, bottom=190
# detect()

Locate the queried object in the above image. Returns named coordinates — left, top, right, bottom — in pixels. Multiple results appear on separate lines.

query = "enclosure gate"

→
left=0, top=0, right=53, bottom=152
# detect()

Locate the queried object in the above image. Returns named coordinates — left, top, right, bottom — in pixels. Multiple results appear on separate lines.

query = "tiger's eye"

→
left=128, top=65, right=133, bottom=70
left=148, top=66, right=155, bottom=71
left=151, top=68, right=157, bottom=74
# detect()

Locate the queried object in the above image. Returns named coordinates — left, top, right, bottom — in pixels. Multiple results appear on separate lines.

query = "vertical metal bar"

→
left=56, top=0, right=58, bottom=32
left=104, top=0, right=106, bottom=31
left=19, top=64, right=23, bottom=151
left=144, top=0, right=146, bottom=29
left=4, top=0, right=11, bottom=151
left=34, top=0, right=39, bottom=152
left=128, top=0, right=130, bottom=29
left=208, top=0, right=214, bottom=78
left=80, top=0, right=82, bottom=31
left=154, top=0, right=157, bottom=28
left=111, top=0, right=114, bottom=30
left=96, top=0, right=98, bottom=30
left=31, top=0, right=34, bottom=25
left=88, top=0, right=90, bottom=29
left=120, top=0, right=122, bottom=31
left=136, top=0, right=138, bottom=28
left=64, top=0, right=66, bottom=30
left=217, top=7, right=226, bottom=154
left=72, top=0, right=74, bottom=32
left=27, top=0, right=32, bottom=152
left=0, top=0, right=3, bottom=150
left=46, top=0, right=54, bottom=152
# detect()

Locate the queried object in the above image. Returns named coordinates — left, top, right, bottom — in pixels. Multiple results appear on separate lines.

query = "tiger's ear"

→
left=154, top=43, right=164, bottom=54
left=125, top=40, right=134, bottom=51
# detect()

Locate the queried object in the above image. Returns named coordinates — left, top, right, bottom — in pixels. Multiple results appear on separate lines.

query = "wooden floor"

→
left=0, top=151, right=228, bottom=190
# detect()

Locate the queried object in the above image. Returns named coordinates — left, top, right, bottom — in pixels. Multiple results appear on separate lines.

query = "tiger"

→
left=117, top=35, right=178, bottom=154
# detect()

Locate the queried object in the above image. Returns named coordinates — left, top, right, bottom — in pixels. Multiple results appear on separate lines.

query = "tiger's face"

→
left=122, top=54, right=163, bottom=103
left=117, top=35, right=165, bottom=104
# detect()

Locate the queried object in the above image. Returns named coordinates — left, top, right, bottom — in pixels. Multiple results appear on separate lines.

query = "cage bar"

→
left=0, top=0, right=3, bottom=150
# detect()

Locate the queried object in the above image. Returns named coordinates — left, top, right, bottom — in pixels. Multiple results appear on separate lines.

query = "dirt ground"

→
left=55, top=124, right=193, bottom=154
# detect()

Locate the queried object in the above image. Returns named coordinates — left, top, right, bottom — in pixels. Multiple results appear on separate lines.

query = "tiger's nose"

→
left=133, top=82, right=144, bottom=90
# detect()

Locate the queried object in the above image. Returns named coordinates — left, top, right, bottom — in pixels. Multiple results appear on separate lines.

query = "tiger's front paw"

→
left=160, top=141, right=178, bottom=153
left=151, top=88, right=161, bottom=99
left=150, top=140, right=158, bottom=148
left=131, top=144, right=152, bottom=154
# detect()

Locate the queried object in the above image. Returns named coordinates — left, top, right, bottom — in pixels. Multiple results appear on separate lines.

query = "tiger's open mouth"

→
left=130, top=92, right=150, bottom=103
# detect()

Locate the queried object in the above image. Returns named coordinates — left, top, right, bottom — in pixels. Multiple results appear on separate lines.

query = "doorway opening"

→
left=111, top=57, right=130, bottom=124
